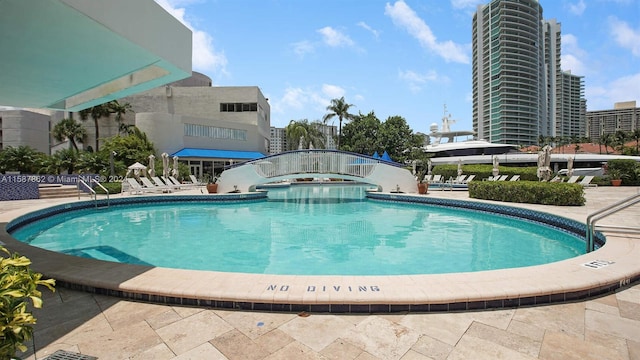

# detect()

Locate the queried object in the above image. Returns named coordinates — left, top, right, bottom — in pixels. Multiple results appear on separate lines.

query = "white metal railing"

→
left=77, top=179, right=110, bottom=208
left=250, top=150, right=381, bottom=179
left=586, top=193, right=640, bottom=252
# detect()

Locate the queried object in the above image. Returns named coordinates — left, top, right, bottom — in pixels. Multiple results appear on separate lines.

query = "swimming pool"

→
left=10, top=184, right=586, bottom=275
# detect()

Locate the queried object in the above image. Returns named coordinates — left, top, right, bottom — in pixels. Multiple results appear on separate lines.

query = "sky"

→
left=152, top=0, right=639, bottom=135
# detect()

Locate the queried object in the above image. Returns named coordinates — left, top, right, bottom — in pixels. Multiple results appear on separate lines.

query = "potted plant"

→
left=607, top=169, right=625, bottom=186
left=0, top=247, right=55, bottom=359
left=206, top=175, right=219, bottom=193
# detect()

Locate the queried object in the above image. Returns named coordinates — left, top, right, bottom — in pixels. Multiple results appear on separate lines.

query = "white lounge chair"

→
left=509, top=175, right=520, bottom=181
left=189, top=175, right=206, bottom=186
left=140, top=177, right=171, bottom=192
left=125, top=178, right=148, bottom=195
left=423, top=174, right=433, bottom=183
left=153, top=176, right=180, bottom=191
left=496, top=175, right=509, bottom=181
left=429, top=174, right=443, bottom=183
left=566, top=175, right=580, bottom=184
left=463, top=174, right=476, bottom=183
left=166, top=176, right=194, bottom=189
left=579, top=175, right=597, bottom=188
left=452, top=175, right=467, bottom=184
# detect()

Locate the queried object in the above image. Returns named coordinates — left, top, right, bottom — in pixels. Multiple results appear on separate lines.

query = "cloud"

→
left=321, top=84, right=346, bottom=99
left=609, top=16, right=640, bottom=57
left=450, top=0, right=484, bottom=10
left=560, top=34, right=588, bottom=74
left=317, top=27, right=356, bottom=48
left=398, top=69, right=449, bottom=92
left=154, top=0, right=228, bottom=76
left=385, top=1, right=470, bottom=64
left=567, top=0, right=587, bottom=16
left=291, top=41, right=315, bottom=57
left=357, top=21, right=380, bottom=39
left=586, top=72, right=640, bottom=110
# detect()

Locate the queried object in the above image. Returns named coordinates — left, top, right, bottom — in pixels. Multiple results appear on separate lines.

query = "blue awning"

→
left=171, top=148, right=266, bottom=160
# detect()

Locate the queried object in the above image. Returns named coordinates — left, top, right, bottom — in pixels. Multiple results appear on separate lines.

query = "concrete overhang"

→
left=0, top=0, right=192, bottom=111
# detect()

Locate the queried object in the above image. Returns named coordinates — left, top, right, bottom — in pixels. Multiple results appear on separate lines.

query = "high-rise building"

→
left=586, top=101, right=639, bottom=142
left=557, top=71, right=586, bottom=138
left=269, top=127, right=287, bottom=154
left=472, top=0, right=545, bottom=145
left=472, top=0, right=585, bottom=146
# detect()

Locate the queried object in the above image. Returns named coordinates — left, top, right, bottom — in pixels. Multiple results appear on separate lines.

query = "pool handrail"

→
left=586, top=192, right=640, bottom=252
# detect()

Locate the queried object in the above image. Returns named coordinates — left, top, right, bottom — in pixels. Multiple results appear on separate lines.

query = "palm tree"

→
left=600, top=133, right=613, bottom=154
left=52, top=118, right=86, bottom=151
left=79, top=103, right=111, bottom=151
left=285, top=120, right=326, bottom=150
left=322, top=97, right=356, bottom=150
left=108, top=100, right=133, bottom=135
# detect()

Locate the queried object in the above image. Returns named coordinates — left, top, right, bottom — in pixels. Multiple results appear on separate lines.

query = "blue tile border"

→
left=6, top=192, right=268, bottom=233
left=365, top=192, right=606, bottom=248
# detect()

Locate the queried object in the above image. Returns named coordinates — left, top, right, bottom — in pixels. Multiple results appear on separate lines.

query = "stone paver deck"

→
left=1, top=185, right=638, bottom=359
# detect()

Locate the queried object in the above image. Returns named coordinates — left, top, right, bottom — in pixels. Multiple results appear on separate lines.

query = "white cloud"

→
left=291, top=41, right=315, bottom=57
left=399, top=69, right=449, bottom=92
left=357, top=21, right=380, bottom=39
left=609, top=16, right=640, bottom=57
left=586, top=73, right=640, bottom=111
left=154, top=0, right=227, bottom=76
left=567, top=0, right=587, bottom=16
left=271, top=87, right=330, bottom=121
left=317, top=27, right=356, bottom=48
left=561, top=34, right=588, bottom=74
left=385, top=1, right=470, bottom=64
left=321, top=84, right=346, bottom=99
left=450, top=0, right=484, bottom=10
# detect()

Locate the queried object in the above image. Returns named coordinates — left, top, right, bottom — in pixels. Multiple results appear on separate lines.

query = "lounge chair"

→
left=423, top=174, right=433, bottom=183
left=496, top=175, right=509, bottom=181
left=189, top=175, right=206, bottom=186
left=166, top=176, right=194, bottom=189
left=125, top=178, right=148, bottom=195
left=463, top=174, right=476, bottom=183
left=153, top=176, right=180, bottom=191
left=509, top=175, right=520, bottom=181
left=579, top=175, right=597, bottom=188
left=140, top=177, right=171, bottom=192
left=452, top=175, right=467, bottom=184
left=429, top=174, right=443, bottom=183
left=566, top=175, right=580, bottom=184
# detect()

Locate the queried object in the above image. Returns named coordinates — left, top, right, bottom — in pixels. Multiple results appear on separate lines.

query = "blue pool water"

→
left=11, top=185, right=585, bottom=275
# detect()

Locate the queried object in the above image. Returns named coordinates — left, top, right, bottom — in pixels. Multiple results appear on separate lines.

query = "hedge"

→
left=468, top=180, right=585, bottom=206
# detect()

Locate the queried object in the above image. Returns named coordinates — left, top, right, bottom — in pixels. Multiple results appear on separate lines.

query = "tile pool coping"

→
left=1, top=192, right=639, bottom=313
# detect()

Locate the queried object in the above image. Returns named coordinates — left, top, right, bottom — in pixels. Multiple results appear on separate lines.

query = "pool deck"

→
left=1, top=186, right=639, bottom=359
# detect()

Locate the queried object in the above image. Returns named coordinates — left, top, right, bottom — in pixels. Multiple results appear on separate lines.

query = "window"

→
left=184, top=123, right=247, bottom=141
left=220, top=102, right=258, bottom=112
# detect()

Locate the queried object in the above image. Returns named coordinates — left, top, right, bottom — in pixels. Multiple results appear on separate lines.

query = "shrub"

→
left=468, top=181, right=585, bottom=206
left=0, top=247, right=55, bottom=358
left=95, top=182, right=122, bottom=194
left=606, top=159, right=639, bottom=185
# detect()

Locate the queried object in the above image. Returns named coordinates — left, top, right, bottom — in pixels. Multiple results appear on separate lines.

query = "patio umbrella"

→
left=427, top=159, right=432, bottom=175
left=543, top=145, right=552, bottom=181
left=172, top=156, right=179, bottom=178
left=127, top=162, right=147, bottom=178
left=492, top=156, right=499, bottom=177
left=298, top=137, right=304, bottom=150
left=537, top=151, right=545, bottom=180
left=148, top=154, right=155, bottom=177
left=161, top=152, right=169, bottom=178
left=567, top=156, right=574, bottom=177
left=457, top=159, right=463, bottom=177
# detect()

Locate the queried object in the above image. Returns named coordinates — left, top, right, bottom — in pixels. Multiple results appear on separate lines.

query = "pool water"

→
left=11, top=185, right=585, bottom=275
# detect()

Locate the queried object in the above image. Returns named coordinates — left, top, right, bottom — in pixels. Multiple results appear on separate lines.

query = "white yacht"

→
left=424, top=107, right=640, bottom=175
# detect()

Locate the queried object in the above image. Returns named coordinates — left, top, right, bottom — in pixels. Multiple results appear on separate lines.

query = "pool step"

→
left=39, top=185, right=89, bottom=199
